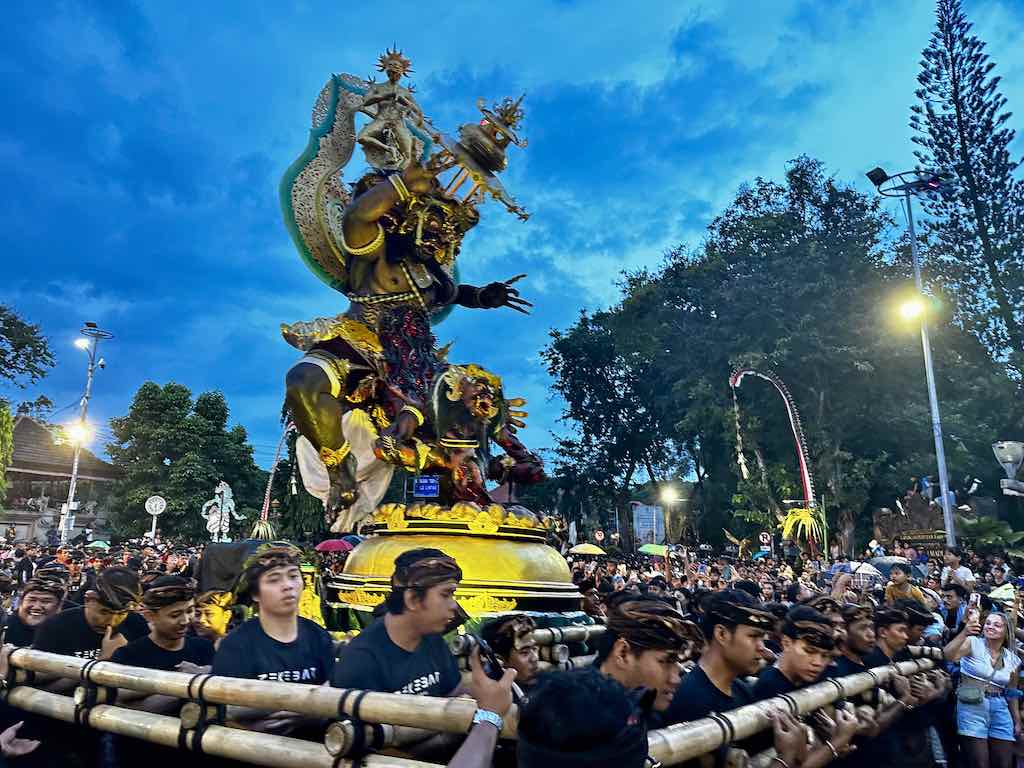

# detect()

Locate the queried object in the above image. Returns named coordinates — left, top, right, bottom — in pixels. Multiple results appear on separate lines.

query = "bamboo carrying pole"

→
left=5, top=687, right=437, bottom=768
left=530, top=625, right=605, bottom=646
left=646, top=657, right=935, bottom=766
left=6, top=645, right=938, bottom=767
left=449, top=625, right=605, bottom=657
left=8, top=649, right=520, bottom=739
left=537, top=653, right=596, bottom=671
left=537, top=644, right=570, bottom=664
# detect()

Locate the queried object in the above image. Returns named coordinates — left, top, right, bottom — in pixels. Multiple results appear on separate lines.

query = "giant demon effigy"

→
left=279, top=50, right=577, bottom=618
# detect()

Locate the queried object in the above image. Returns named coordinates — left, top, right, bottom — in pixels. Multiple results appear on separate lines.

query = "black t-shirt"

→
left=662, top=663, right=753, bottom=726
left=831, top=655, right=867, bottom=677
left=862, top=647, right=892, bottom=668
left=33, top=607, right=149, bottom=659
left=332, top=616, right=460, bottom=696
left=212, top=617, right=335, bottom=683
left=2, top=613, right=37, bottom=648
left=751, top=665, right=798, bottom=701
left=111, top=636, right=215, bottom=671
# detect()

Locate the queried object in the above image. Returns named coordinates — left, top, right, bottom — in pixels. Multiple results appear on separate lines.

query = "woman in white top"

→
left=952, top=611, right=1020, bottom=768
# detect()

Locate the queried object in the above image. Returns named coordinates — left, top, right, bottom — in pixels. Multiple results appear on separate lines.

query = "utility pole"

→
left=60, top=323, right=112, bottom=547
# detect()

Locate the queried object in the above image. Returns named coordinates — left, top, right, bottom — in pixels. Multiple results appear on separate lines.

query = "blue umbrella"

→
left=341, top=534, right=364, bottom=547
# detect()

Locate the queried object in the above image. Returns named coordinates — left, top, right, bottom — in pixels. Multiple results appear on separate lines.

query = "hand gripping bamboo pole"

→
left=646, top=658, right=935, bottom=766
left=5, top=687, right=438, bottom=768
left=9, top=649, right=519, bottom=738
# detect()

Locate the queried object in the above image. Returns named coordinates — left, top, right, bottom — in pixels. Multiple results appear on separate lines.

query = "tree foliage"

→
left=911, top=0, right=1024, bottom=375
left=0, top=305, right=54, bottom=503
left=545, top=157, right=1020, bottom=549
left=105, top=383, right=266, bottom=540
left=0, top=305, right=54, bottom=388
left=542, top=308, right=689, bottom=548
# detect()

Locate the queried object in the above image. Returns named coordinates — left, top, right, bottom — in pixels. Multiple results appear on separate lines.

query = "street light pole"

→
left=867, top=167, right=956, bottom=546
left=61, top=323, right=112, bottom=547
left=903, top=189, right=956, bottom=547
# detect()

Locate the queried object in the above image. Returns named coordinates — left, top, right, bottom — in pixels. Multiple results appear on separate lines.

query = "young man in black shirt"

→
left=2, top=576, right=65, bottom=648
left=662, top=589, right=773, bottom=725
left=108, top=576, right=216, bottom=767
left=32, top=566, right=146, bottom=679
left=751, top=606, right=859, bottom=767
left=112, top=575, right=215, bottom=697
left=212, top=543, right=334, bottom=735
left=26, top=567, right=144, bottom=766
left=595, top=599, right=703, bottom=718
left=752, top=605, right=835, bottom=700
left=332, top=548, right=462, bottom=697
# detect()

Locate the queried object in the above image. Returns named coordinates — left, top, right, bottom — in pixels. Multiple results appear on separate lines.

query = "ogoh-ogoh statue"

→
left=280, top=49, right=544, bottom=532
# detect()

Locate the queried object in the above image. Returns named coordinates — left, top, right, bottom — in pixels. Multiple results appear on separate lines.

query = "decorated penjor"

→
left=280, top=49, right=545, bottom=532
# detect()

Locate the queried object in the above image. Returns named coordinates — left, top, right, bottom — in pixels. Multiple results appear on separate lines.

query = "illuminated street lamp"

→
left=898, top=298, right=926, bottom=321
left=867, top=166, right=956, bottom=545
left=65, top=421, right=94, bottom=446
left=660, top=485, right=680, bottom=545
left=60, top=322, right=113, bottom=546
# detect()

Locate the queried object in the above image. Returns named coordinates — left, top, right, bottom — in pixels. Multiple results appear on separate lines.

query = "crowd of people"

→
left=0, top=538, right=1016, bottom=768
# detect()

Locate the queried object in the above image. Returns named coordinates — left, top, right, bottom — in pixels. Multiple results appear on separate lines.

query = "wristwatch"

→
left=472, top=709, right=504, bottom=732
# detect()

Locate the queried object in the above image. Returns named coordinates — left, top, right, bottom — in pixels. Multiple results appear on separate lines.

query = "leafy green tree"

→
left=911, top=0, right=1024, bottom=375
left=545, top=156, right=1019, bottom=551
left=106, top=383, right=266, bottom=540
left=542, top=309, right=689, bottom=549
left=957, top=515, right=1024, bottom=556
left=0, top=306, right=54, bottom=388
left=0, top=305, right=54, bottom=502
left=16, top=395, right=54, bottom=421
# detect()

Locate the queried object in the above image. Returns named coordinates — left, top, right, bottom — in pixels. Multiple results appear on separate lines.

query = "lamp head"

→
left=898, top=298, right=925, bottom=321
left=65, top=422, right=93, bottom=446
left=866, top=167, right=889, bottom=187
left=993, top=441, right=1024, bottom=480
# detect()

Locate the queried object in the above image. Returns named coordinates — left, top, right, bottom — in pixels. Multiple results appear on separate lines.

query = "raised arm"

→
left=341, top=165, right=436, bottom=255
left=942, top=617, right=980, bottom=663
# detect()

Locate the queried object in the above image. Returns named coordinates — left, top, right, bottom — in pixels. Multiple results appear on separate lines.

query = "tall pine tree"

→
left=911, top=0, right=1024, bottom=376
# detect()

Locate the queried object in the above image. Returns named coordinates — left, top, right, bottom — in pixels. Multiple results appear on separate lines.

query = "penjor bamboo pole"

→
left=4, top=687, right=438, bottom=768
left=9, top=649, right=519, bottom=738
left=646, top=658, right=935, bottom=766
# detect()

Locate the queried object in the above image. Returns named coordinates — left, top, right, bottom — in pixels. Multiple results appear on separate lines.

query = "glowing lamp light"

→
left=66, top=421, right=93, bottom=445
left=660, top=486, right=680, bottom=504
left=898, top=298, right=926, bottom=321
left=74, top=338, right=90, bottom=350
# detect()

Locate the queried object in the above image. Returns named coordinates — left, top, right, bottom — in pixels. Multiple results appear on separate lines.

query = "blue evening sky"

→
left=4, top=0, right=1023, bottom=468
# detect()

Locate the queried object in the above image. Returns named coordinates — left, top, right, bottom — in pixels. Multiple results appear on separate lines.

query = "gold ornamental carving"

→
left=337, top=589, right=386, bottom=607
left=456, top=593, right=516, bottom=615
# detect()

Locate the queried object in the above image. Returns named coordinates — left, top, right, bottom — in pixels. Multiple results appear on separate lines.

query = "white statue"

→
left=201, top=481, right=245, bottom=542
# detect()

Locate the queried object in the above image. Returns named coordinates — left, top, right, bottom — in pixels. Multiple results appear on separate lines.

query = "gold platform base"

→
left=328, top=517, right=580, bottom=615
